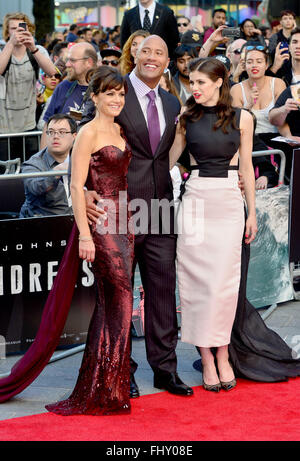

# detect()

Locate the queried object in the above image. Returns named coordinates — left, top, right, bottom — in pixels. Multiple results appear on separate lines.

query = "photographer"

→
left=200, top=25, right=232, bottom=58
left=0, top=12, right=56, bottom=160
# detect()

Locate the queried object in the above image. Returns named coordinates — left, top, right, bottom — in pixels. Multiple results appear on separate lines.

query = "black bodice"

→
left=186, top=106, right=241, bottom=177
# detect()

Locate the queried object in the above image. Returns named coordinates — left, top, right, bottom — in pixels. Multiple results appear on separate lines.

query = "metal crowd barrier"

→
left=252, top=149, right=286, bottom=185
left=0, top=131, right=42, bottom=163
left=0, top=158, right=21, bottom=174
left=0, top=170, right=68, bottom=180
left=0, top=148, right=286, bottom=180
left=290, top=262, right=300, bottom=301
left=0, top=150, right=289, bottom=366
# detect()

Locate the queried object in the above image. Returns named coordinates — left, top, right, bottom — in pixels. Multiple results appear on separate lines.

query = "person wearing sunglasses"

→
left=100, top=46, right=121, bottom=70
left=177, top=15, right=190, bottom=38
left=36, top=70, right=63, bottom=130
left=226, top=38, right=247, bottom=83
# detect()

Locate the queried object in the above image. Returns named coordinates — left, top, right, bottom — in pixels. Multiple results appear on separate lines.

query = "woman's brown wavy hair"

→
left=180, top=57, right=239, bottom=134
left=119, top=29, right=150, bottom=75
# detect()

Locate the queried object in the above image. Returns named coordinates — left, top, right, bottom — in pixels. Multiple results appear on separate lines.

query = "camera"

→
left=221, top=28, right=240, bottom=38
left=18, top=22, right=27, bottom=30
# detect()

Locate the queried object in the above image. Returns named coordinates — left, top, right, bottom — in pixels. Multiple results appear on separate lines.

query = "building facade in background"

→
left=52, top=0, right=286, bottom=30
left=1, top=1, right=299, bottom=36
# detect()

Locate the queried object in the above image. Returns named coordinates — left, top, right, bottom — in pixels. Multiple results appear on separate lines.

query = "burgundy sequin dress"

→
left=45, top=143, right=134, bottom=416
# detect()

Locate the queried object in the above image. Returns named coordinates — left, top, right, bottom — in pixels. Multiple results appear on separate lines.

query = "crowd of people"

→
left=0, top=4, right=300, bottom=417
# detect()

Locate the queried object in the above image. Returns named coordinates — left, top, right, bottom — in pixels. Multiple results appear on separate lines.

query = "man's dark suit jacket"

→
left=120, top=3, right=179, bottom=59
left=79, top=76, right=181, bottom=233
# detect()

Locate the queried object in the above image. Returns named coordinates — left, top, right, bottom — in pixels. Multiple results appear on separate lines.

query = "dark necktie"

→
left=143, top=9, right=151, bottom=31
left=146, top=90, right=161, bottom=155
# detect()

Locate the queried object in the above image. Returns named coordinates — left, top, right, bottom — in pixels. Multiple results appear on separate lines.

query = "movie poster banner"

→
left=0, top=215, right=95, bottom=355
left=289, top=148, right=300, bottom=263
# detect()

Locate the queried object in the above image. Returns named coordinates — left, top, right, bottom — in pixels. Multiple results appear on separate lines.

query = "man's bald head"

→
left=66, top=42, right=97, bottom=84
left=136, top=34, right=169, bottom=58
left=135, top=35, right=170, bottom=88
left=72, top=42, right=98, bottom=64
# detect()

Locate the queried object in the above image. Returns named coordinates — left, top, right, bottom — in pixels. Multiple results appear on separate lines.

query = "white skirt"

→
left=176, top=170, right=244, bottom=348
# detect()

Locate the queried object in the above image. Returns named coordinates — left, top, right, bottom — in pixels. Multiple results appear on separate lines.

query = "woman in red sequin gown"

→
left=45, top=67, right=134, bottom=415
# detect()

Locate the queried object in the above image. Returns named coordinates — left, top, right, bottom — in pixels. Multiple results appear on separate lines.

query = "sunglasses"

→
left=245, top=45, right=267, bottom=52
left=178, top=22, right=189, bottom=27
left=233, top=49, right=242, bottom=55
left=102, top=59, right=119, bottom=66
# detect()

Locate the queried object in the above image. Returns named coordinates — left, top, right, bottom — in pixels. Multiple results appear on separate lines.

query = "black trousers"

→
left=130, top=233, right=178, bottom=376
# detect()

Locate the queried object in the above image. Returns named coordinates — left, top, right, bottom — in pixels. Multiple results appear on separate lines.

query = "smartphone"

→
left=279, top=41, right=289, bottom=54
left=18, top=22, right=27, bottom=30
left=222, top=28, right=240, bottom=38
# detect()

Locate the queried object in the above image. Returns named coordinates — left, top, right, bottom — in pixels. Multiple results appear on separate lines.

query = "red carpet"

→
left=0, top=379, right=300, bottom=441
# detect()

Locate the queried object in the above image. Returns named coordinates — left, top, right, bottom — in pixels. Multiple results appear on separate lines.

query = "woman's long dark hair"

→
left=180, top=57, right=238, bottom=134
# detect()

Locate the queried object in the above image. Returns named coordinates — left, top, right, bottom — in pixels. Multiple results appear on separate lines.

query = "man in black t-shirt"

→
left=269, top=83, right=300, bottom=181
left=269, top=85, right=300, bottom=137
left=268, top=10, right=297, bottom=59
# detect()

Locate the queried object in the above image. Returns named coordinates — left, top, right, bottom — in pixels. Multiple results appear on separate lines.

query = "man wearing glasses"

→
left=100, top=46, right=121, bottom=70
left=40, top=43, right=97, bottom=149
left=19, top=114, right=77, bottom=218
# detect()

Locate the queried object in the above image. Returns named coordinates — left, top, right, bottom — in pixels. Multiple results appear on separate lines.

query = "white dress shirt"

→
left=129, top=69, right=166, bottom=138
left=139, top=1, right=156, bottom=27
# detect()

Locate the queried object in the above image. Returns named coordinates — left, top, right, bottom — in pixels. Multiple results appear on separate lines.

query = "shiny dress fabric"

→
left=46, top=144, right=134, bottom=415
left=0, top=224, right=80, bottom=403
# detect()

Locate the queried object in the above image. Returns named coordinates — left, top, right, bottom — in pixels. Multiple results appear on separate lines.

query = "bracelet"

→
left=79, top=235, right=93, bottom=241
left=31, top=48, right=39, bottom=54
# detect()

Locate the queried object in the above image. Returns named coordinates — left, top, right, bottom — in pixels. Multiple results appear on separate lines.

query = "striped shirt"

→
left=129, top=70, right=166, bottom=137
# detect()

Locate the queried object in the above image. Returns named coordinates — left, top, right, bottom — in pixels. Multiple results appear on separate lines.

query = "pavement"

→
left=0, top=299, right=300, bottom=421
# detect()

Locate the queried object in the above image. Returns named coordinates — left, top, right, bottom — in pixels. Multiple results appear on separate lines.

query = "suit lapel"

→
left=133, top=6, right=142, bottom=29
left=151, top=4, right=163, bottom=32
left=121, top=76, right=153, bottom=158
left=154, top=88, right=174, bottom=157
